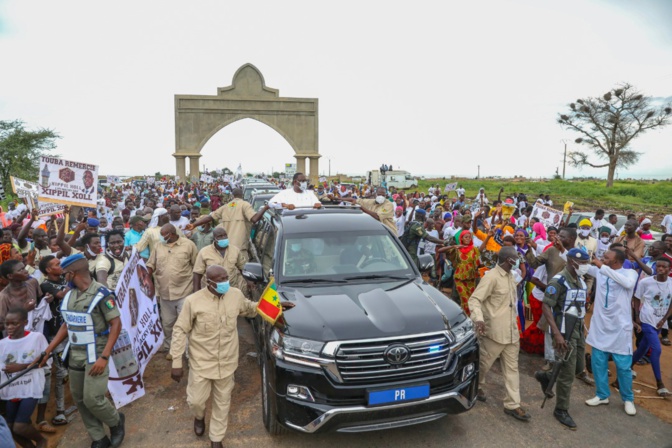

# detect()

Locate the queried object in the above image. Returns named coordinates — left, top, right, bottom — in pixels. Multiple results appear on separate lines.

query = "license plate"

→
left=367, top=383, right=430, bottom=406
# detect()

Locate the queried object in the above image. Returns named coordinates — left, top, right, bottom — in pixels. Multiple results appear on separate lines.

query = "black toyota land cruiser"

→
left=243, top=205, right=479, bottom=434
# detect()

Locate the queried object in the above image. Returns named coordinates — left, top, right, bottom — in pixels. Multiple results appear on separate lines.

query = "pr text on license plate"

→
left=367, top=383, right=430, bottom=406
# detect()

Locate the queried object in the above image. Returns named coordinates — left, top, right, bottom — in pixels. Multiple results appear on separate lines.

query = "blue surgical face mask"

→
left=197, top=226, right=205, bottom=232
left=160, top=236, right=167, bottom=244
left=211, top=280, right=230, bottom=295
left=216, top=238, right=229, bottom=248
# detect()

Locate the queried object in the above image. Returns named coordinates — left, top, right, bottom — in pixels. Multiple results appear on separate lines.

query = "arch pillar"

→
left=295, top=156, right=306, bottom=177
left=189, top=155, right=201, bottom=182
left=175, top=155, right=186, bottom=181
left=308, top=155, right=321, bottom=184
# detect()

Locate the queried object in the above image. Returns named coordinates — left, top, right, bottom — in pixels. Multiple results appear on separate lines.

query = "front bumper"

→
left=272, top=335, right=479, bottom=433
left=284, top=377, right=478, bottom=433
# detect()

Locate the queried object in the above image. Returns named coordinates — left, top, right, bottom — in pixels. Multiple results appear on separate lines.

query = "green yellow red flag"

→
left=257, top=277, right=282, bottom=324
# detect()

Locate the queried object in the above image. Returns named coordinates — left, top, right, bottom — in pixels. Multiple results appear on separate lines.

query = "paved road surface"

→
left=57, top=319, right=672, bottom=448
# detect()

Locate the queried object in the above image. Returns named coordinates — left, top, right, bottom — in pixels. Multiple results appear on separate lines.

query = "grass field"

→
left=415, top=178, right=672, bottom=217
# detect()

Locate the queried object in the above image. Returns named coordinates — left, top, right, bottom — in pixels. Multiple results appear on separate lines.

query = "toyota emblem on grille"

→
left=384, top=344, right=411, bottom=365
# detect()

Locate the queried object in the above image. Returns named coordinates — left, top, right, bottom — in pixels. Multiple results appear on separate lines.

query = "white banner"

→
left=145, top=176, right=156, bottom=185
left=531, top=203, right=564, bottom=228
left=38, top=156, right=98, bottom=207
left=10, top=176, right=67, bottom=217
left=200, top=174, right=213, bottom=183
left=108, top=249, right=163, bottom=409
left=107, top=175, right=121, bottom=184
left=444, top=182, right=458, bottom=192
left=10, top=176, right=40, bottom=198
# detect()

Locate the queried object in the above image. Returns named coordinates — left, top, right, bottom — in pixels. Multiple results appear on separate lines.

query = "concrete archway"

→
left=173, top=64, right=319, bottom=182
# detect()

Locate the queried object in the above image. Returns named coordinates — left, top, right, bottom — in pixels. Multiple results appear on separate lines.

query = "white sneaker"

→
left=624, top=401, right=636, bottom=416
left=631, top=369, right=637, bottom=378
left=585, top=396, right=610, bottom=406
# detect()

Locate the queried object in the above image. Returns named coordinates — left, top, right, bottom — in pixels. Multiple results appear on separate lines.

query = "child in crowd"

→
left=0, top=307, right=51, bottom=448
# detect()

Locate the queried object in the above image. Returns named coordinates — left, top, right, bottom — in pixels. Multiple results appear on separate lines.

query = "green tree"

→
left=558, top=84, right=671, bottom=187
left=0, top=120, right=59, bottom=193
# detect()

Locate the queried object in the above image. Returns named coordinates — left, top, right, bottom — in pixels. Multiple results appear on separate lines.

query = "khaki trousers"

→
left=478, top=336, right=521, bottom=410
left=187, top=369, right=235, bottom=443
left=160, top=297, right=185, bottom=350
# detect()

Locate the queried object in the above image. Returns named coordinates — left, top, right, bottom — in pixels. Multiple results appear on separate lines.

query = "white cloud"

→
left=1, top=0, right=670, bottom=179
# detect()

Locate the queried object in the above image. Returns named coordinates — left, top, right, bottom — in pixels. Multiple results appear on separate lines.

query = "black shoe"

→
left=504, top=407, right=531, bottom=422
left=534, top=371, right=554, bottom=398
left=194, top=417, right=205, bottom=437
left=553, top=409, right=577, bottom=430
left=110, top=412, right=125, bottom=447
left=476, top=389, right=486, bottom=402
left=91, top=437, right=111, bottom=448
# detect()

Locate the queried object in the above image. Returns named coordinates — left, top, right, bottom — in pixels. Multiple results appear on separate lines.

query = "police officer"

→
left=534, top=247, right=591, bottom=430
left=41, top=253, right=125, bottom=448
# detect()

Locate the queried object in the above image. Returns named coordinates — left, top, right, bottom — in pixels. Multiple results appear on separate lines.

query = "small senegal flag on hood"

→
left=257, top=277, right=282, bottom=324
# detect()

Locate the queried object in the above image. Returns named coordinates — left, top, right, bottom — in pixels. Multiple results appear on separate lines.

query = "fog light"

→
left=462, top=363, right=475, bottom=382
left=287, top=384, right=315, bottom=402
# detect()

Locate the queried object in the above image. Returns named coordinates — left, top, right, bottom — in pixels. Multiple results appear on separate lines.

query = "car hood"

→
left=278, top=280, right=464, bottom=342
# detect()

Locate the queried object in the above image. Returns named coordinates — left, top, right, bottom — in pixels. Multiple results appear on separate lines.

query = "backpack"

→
left=401, top=221, right=422, bottom=249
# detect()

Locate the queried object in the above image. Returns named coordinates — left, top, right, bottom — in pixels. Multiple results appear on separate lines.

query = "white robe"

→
left=586, top=265, right=638, bottom=356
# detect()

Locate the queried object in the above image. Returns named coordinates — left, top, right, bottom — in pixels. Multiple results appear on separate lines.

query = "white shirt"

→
left=269, top=188, right=319, bottom=208
left=170, top=216, right=190, bottom=231
left=0, top=332, right=50, bottom=400
left=531, top=265, right=548, bottom=301
left=517, top=215, right=528, bottom=228
left=535, top=239, right=551, bottom=256
left=423, top=230, right=439, bottom=255
left=474, top=194, right=489, bottom=205
left=661, top=215, right=672, bottom=234
left=603, top=222, right=618, bottom=237
left=635, top=276, right=672, bottom=328
left=394, top=214, right=406, bottom=237
left=456, top=188, right=465, bottom=197
left=586, top=265, right=638, bottom=355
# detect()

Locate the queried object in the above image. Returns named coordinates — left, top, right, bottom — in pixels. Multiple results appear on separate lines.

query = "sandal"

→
left=657, top=388, right=671, bottom=397
left=52, top=412, right=68, bottom=426
left=662, top=337, right=671, bottom=346
left=37, top=421, right=57, bottom=433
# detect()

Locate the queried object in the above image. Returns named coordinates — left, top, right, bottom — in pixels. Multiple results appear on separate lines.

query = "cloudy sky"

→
left=1, top=0, right=671, bottom=179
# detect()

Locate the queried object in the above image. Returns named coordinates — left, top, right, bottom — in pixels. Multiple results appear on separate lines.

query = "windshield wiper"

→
left=343, top=274, right=411, bottom=281
left=283, top=278, right=347, bottom=285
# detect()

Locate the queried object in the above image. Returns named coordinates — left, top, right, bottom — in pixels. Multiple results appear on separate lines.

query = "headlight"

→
left=270, top=329, right=325, bottom=368
left=451, top=317, right=475, bottom=344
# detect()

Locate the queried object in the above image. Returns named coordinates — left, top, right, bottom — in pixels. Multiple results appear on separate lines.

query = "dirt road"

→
left=53, top=320, right=672, bottom=448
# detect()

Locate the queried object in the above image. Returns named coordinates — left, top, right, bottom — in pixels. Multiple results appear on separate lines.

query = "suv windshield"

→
left=279, top=230, right=413, bottom=281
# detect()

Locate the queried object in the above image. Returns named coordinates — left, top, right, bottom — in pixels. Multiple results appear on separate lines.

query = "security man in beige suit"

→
left=341, top=186, right=396, bottom=234
left=187, top=188, right=266, bottom=253
left=170, top=266, right=258, bottom=448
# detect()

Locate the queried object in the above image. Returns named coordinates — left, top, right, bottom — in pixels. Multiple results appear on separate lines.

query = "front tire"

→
left=261, top=356, right=287, bottom=435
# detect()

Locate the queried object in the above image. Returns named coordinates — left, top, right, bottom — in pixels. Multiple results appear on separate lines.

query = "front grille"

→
left=335, top=333, right=452, bottom=384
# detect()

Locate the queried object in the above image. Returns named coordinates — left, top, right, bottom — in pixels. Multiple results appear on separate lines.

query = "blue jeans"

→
left=632, top=323, right=662, bottom=382
left=591, top=347, right=634, bottom=402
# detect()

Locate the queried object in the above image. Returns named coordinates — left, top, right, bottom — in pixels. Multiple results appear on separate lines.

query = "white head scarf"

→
left=149, top=208, right=167, bottom=228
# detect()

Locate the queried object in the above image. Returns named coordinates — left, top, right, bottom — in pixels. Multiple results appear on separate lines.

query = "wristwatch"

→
left=101, top=355, right=109, bottom=361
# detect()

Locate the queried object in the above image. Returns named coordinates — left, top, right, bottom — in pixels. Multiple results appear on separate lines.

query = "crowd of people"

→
left=0, top=173, right=671, bottom=444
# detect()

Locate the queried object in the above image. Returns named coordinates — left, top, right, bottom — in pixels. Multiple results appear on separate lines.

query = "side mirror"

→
left=242, top=262, right=264, bottom=283
left=418, top=254, right=435, bottom=272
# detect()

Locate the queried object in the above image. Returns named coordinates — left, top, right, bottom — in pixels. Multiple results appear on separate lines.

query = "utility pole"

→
left=560, top=139, right=567, bottom=179
left=477, top=165, right=480, bottom=179
left=328, top=158, right=331, bottom=177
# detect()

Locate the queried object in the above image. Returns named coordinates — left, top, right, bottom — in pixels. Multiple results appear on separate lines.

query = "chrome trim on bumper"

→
left=336, top=413, right=447, bottom=433
left=284, top=382, right=476, bottom=434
